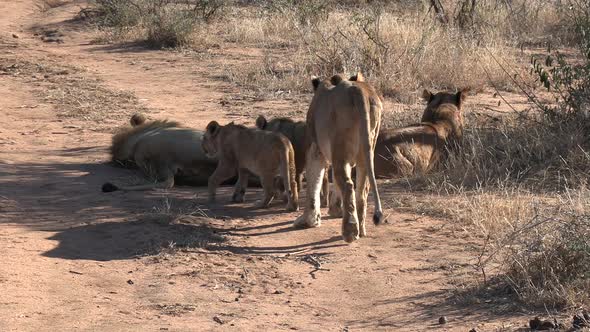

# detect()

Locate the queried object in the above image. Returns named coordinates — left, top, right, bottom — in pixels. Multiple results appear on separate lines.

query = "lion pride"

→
left=295, top=73, right=385, bottom=243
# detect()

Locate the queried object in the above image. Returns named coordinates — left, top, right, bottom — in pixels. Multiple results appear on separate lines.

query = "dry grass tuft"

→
left=142, top=196, right=226, bottom=257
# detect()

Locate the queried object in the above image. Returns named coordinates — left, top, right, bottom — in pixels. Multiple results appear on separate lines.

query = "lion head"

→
left=421, top=89, right=469, bottom=139
left=202, top=121, right=222, bottom=158
left=130, top=113, right=147, bottom=127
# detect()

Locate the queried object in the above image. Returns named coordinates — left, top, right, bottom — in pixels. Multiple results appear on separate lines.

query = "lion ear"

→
left=352, top=72, right=364, bottom=82
left=311, top=75, right=320, bottom=91
left=422, top=89, right=433, bottom=102
left=456, top=88, right=469, bottom=108
left=330, top=74, right=343, bottom=85
left=256, top=115, right=267, bottom=129
left=130, top=113, right=146, bottom=127
left=206, top=121, right=221, bottom=136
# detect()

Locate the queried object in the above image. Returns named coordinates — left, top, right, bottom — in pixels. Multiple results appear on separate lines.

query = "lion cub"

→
left=202, top=121, right=299, bottom=212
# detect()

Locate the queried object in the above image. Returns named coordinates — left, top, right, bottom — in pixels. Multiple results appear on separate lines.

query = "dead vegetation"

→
left=0, top=56, right=146, bottom=125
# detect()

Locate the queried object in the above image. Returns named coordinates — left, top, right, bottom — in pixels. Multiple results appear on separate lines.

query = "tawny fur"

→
left=202, top=121, right=299, bottom=212
left=102, top=115, right=217, bottom=192
left=129, top=112, right=147, bottom=127
left=374, top=89, right=467, bottom=177
left=256, top=115, right=330, bottom=207
left=295, top=72, right=385, bottom=243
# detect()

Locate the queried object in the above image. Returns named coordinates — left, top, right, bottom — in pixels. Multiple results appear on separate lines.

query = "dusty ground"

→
left=0, top=1, right=544, bottom=331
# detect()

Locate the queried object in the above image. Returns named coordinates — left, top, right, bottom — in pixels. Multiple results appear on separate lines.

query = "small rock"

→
left=42, top=37, right=64, bottom=44
left=127, top=279, right=134, bottom=285
left=12, top=34, right=18, bottom=39
left=438, top=316, right=447, bottom=324
left=469, top=329, right=478, bottom=332
left=213, top=316, right=224, bottom=324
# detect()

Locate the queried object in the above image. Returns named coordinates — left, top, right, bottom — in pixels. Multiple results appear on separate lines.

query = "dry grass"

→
left=0, top=57, right=146, bottom=125
left=385, top=95, right=589, bottom=308
left=141, top=196, right=226, bottom=257
left=219, top=7, right=524, bottom=101
left=389, top=181, right=589, bottom=308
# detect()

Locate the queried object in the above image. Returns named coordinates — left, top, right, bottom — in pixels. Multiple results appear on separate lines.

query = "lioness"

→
left=255, top=115, right=330, bottom=207
left=374, top=89, right=467, bottom=177
left=202, top=121, right=299, bottom=212
left=295, top=73, right=385, bottom=243
left=101, top=114, right=217, bottom=192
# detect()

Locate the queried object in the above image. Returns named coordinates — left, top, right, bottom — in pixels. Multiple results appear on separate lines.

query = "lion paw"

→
left=293, top=211, right=321, bottom=229
left=102, top=182, right=119, bottom=193
left=328, top=204, right=342, bottom=218
left=231, top=192, right=245, bottom=203
left=373, top=211, right=386, bottom=225
left=255, top=199, right=271, bottom=209
left=328, top=192, right=342, bottom=218
left=342, top=215, right=360, bottom=243
left=286, top=201, right=299, bottom=212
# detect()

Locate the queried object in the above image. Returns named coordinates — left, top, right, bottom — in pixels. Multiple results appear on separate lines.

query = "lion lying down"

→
left=374, top=89, right=467, bottom=177
left=202, top=121, right=299, bottom=212
left=102, top=114, right=259, bottom=192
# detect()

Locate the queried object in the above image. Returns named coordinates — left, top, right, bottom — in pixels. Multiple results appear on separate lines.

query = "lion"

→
left=201, top=121, right=299, bottom=212
left=374, top=89, right=468, bottom=177
left=101, top=114, right=218, bottom=192
left=294, top=72, right=385, bottom=243
left=255, top=115, right=330, bottom=207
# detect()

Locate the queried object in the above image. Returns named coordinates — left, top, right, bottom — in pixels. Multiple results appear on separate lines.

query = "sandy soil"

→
left=0, top=1, right=541, bottom=331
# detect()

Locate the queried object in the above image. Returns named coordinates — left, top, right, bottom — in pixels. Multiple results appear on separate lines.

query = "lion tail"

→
left=102, top=175, right=175, bottom=193
left=281, top=138, right=299, bottom=212
left=352, top=86, right=384, bottom=225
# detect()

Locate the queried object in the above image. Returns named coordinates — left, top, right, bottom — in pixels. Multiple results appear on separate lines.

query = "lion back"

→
left=110, top=120, right=180, bottom=163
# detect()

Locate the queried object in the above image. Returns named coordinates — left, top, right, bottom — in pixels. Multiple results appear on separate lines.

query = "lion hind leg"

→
left=320, top=168, right=330, bottom=208
left=327, top=167, right=342, bottom=217
left=232, top=168, right=249, bottom=203
left=281, top=145, right=299, bottom=212
left=294, top=143, right=326, bottom=228
left=255, top=174, right=275, bottom=209
left=355, top=163, right=370, bottom=238
left=332, top=160, right=359, bottom=243
left=208, top=161, right=237, bottom=203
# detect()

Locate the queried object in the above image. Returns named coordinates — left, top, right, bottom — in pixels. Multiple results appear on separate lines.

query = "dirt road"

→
left=0, top=2, right=529, bottom=331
